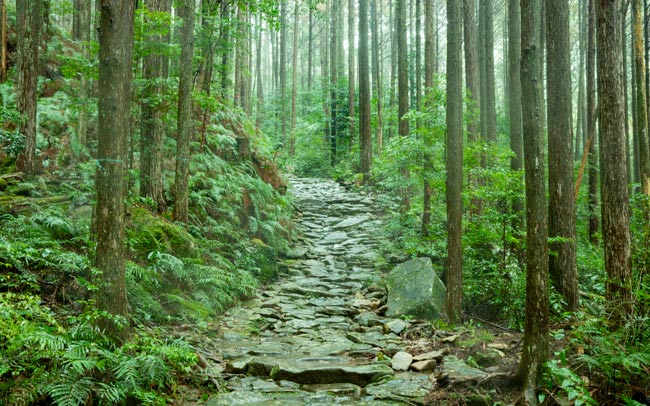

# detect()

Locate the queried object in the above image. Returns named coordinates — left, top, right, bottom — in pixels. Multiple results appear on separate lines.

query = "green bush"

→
left=0, top=293, right=198, bottom=405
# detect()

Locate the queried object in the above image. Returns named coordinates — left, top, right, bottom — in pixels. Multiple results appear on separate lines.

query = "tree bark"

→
left=219, top=3, right=230, bottom=98
left=73, top=0, right=90, bottom=41
left=445, top=0, right=463, bottom=324
left=597, top=0, right=633, bottom=327
left=359, top=0, right=371, bottom=178
left=576, top=0, right=586, bottom=161
left=234, top=5, right=250, bottom=113
left=0, top=0, right=6, bottom=83
left=198, top=0, right=216, bottom=153
left=415, top=0, right=422, bottom=112
left=547, top=0, right=578, bottom=311
left=397, top=0, right=410, bottom=209
left=463, top=0, right=479, bottom=143
left=174, top=0, right=195, bottom=223
left=371, top=0, right=383, bottom=155
left=479, top=0, right=487, bottom=140
left=484, top=0, right=496, bottom=143
left=321, top=4, right=330, bottom=150
left=140, top=0, right=167, bottom=212
left=508, top=0, right=523, bottom=255
left=308, top=5, right=313, bottom=91
left=508, top=0, right=522, bottom=174
left=95, top=0, right=135, bottom=343
left=422, top=0, right=435, bottom=236
left=290, top=0, right=299, bottom=156
left=389, top=0, right=397, bottom=139
left=587, top=0, right=599, bottom=244
left=330, top=0, right=339, bottom=166
left=280, top=1, right=288, bottom=147
left=348, top=0, right=356, bottom=151
left=16, top=0, right=41, bottom=177
left=622, top=4, right=631, bottom=185
left=256, top=14, right=265, bottom=128
left=518, top=0, right=549, bottom=402
left=633, top=0, right=650, bottom=195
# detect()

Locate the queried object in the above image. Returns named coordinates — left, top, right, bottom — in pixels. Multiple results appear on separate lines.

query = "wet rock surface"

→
left=198, top=178, right=430, bottom=404
left=198, top=178, right=514, bottom=405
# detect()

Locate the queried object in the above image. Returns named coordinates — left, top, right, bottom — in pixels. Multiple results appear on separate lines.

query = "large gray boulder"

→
left=384, top=257, right=446, bottom=320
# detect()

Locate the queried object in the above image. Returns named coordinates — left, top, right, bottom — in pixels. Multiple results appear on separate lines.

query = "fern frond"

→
left=46, top=375, right=94, bottom=406
left=94, top=382, right=126, bottom=405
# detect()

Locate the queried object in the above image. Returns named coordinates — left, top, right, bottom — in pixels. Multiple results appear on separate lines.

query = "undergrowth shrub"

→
left=0, top=292, right=198, bottom=405
left=542, top=308, right=650, bottom=405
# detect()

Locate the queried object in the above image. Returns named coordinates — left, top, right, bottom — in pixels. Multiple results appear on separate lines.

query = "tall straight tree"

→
left=280, top=1, right=288, bottom=146
left=422, top=0, right=435, bottom=235
left=397, top=0, right=410, bottom=209
left=174, top=0, right=195, bottom=223
left=587, top=0, right=599, bottom=243
left=198, top=0, right=217, bottom=152
left=0, top=0, right=6, bottom=82
left=219, top=2, right=231, bottom=97
left=389, top=0, right=397, bottom=121
left=16, top=0, right=41, bottom=177
left=290, top=0, right=299, bottom=156
left=547, top=0, right=577, bottom=311
left=479, top=0, right=496, bottom=142
left=645, top=0, right=650, bottom=135
left=633, top=0, right=650, bottom=195
left=484, top=0, right=496, bottom=142
left=348, top=0, right=355, bottom=147
left=370, top=0, right=383, bottom=154
left=598, top=0, right=633, bottom=327
left=358, top=0, right=371, bottom=178
left=576, top=0, right=587, bottom=161
left=463, top=0, right=479, bottom=143
left=234, top=5, right=251, bottom=113
left=519, top=0, right=549, bottom=401
left=508, top=0, right=522, bottom=174
left=414, top=0, right=422, bottom=111
left=140, top=0, right=168, bottom=212
left=72, top=0, right=92, bottom=154
left=307, top=5, right=313, bottom=90
left=445, top=0, right=463, bottom=324
left=95, top=0, right=135, bottom=343
left=464, top=0, right=482, bottom=215
left=320, top=4, right=330, bottom=152
left=256, top=13, right=265, bottom=128
left=330, top=0, right=339, bottom=165
left=73, top=0, right=90, bottom=41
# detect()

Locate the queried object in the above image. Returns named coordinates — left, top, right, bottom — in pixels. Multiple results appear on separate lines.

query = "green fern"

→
left=46, top=374, right=95, bottom=406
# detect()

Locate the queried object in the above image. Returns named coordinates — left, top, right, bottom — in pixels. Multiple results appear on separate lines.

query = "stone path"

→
left=203, top=178, right=439, bottom=405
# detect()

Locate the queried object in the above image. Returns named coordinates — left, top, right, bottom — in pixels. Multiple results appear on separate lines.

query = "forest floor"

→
left=171, top=177, right=524, bottom=405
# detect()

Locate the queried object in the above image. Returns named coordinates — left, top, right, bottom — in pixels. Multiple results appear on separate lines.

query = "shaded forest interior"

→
left=0, top=0, right=650, bottom=405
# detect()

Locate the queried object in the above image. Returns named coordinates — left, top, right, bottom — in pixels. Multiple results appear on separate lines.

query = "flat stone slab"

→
left=302, top=382, right=362, bottom=397
left=332, top=215, right=371, bottom=230
left=346, top=331, right=392, bottom=348
left=442, top=356, right=488, bottom=381
left=270, top=362, right=394, bottom=386
left=365, top=375, right=431, bottom=403
left=413, top=349, right=447, bottom=362
left=321, top=231, right=350, bottom=244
